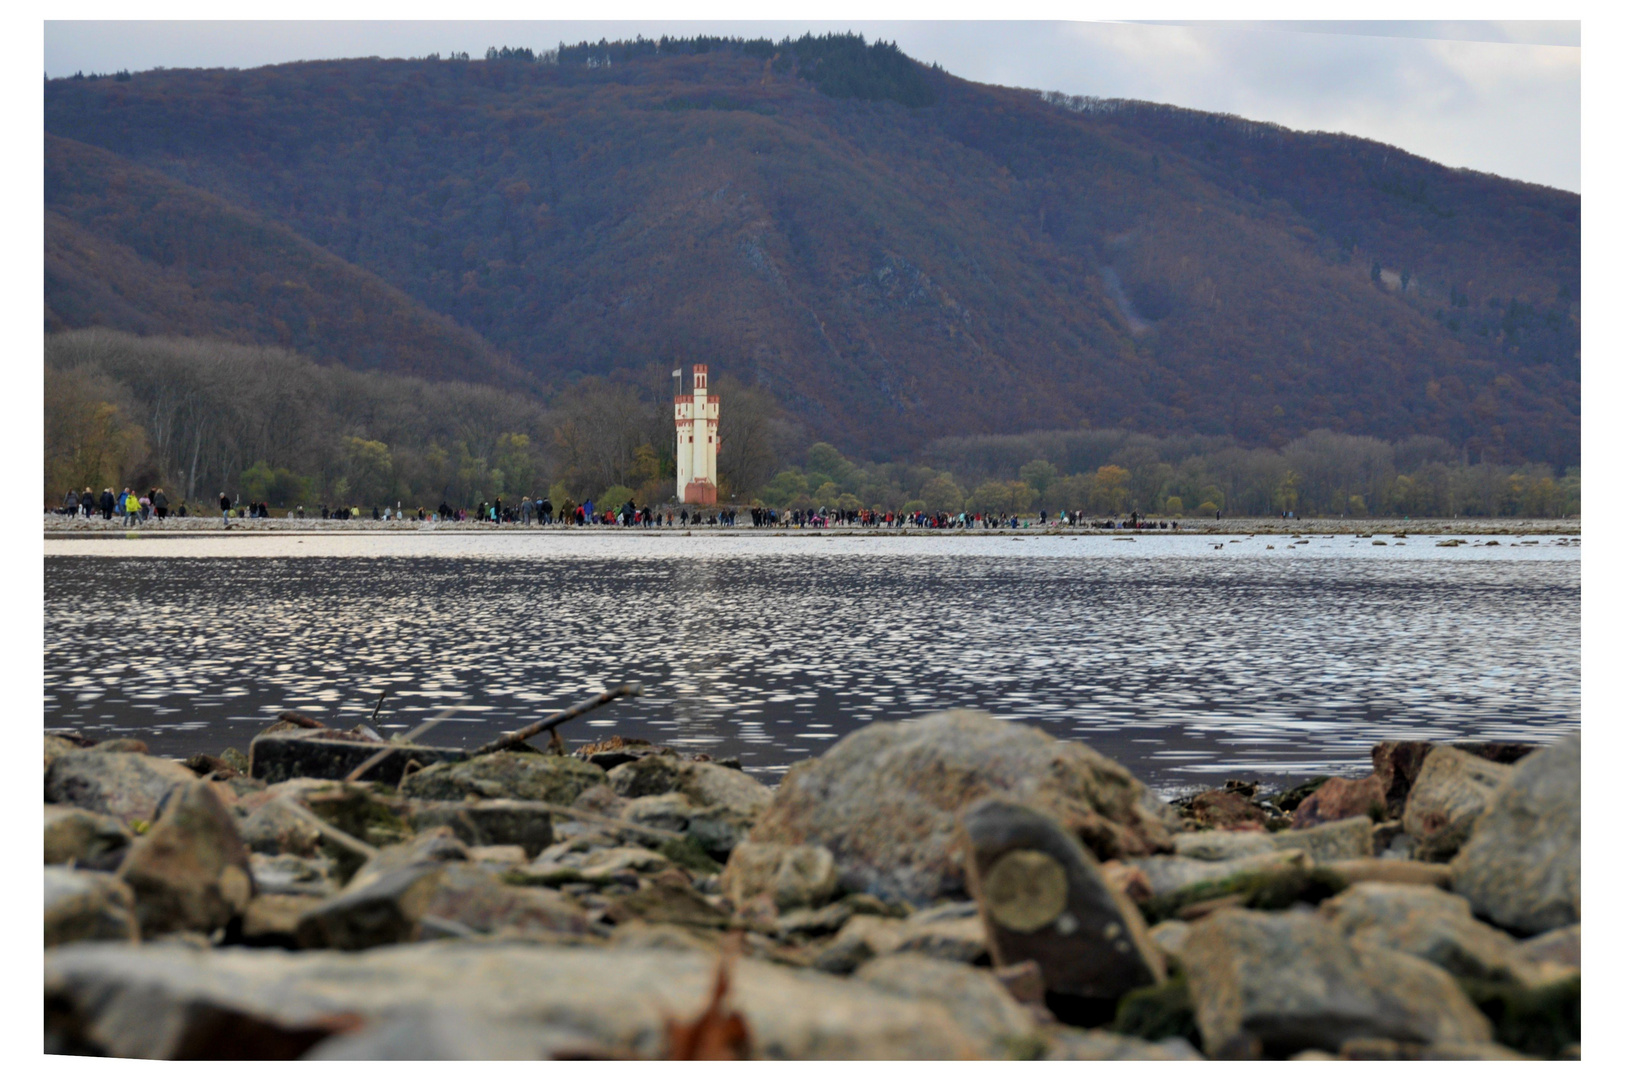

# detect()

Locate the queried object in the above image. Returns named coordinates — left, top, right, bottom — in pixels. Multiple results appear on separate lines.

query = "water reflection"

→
left=42, top=533, right=1580, bottom=793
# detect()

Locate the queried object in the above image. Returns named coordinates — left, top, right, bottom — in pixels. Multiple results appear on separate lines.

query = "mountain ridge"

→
left=43, top=37, right=1579, bottom=466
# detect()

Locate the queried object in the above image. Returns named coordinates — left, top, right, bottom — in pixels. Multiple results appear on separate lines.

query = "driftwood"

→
left=469, top=684, right=642, bottom=757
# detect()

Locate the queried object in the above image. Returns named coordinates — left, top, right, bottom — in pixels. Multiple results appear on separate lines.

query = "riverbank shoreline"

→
left=44, top=514, right=1581, bottom=539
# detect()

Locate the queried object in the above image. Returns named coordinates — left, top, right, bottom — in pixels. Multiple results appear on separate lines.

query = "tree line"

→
left=45, top=330, right=1575, bottom=519
left=43, top=330, right=795, bottom=513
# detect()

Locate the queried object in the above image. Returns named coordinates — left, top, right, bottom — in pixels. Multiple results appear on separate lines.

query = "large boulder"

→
left=248, top=731, right=465, bottom=784
left=960, top=798, right=1163, bottom=1000
left=606, top=756, right=773, bottom=816
left=45, top=941, right=986, bottom=1059
left=294, top=828, right=471, bottom=950
left=1320, top=882, right=1524, bottom=982
left=744, top=711, right=1173, bottom=903
left=45, top=868, right=139, bottom=947
left=1183, top=908, right=1492, bottom=1058
left=1403, top=747, right=1513, bottom=861
left=44, top=805, right=133, bottom=867
left=117, top=780, right=254, bottom=937
left=45, top=750, right=196, bottom=824
left=399, top=753, right=606, bottom=805
left=1451, top=734, right=1580, bottom=934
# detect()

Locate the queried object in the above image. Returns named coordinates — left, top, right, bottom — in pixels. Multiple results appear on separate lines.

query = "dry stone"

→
left=853, top=954, right=1035, bottom=1056
left=1320, top=881, right=1523, bottom=982
left=721, top=841, right=838, bottom=910
left=607, top=755, right=773, bottom=817
left=46, top=749, right=196, bottom=824
left=1183, top=908, right=1492, bottom=1057
left=45, top=868, right=139, bottom=947
left=1403, top=747, right=1512, bottom=861
left=1271, top=816, right=1373, bottom=863
left=44, top=805, right=133, bottom=867
left=45, top=941, right=986, bottom=1059
left=117, top=780, right=254, bottom=937
left=1451, top=733, right=1580, bottom=934
left=746, top=711, right=1172, bottom=904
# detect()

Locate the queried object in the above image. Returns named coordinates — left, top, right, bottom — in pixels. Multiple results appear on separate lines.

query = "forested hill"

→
left=43, top=35, right=1579, bottom=466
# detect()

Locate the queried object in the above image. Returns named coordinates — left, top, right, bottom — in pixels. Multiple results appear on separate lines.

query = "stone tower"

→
left=674, top=364, right=719, bottom=505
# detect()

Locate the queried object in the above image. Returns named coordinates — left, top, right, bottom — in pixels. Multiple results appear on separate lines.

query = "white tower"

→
left=674, top=364, right=720, bottom=505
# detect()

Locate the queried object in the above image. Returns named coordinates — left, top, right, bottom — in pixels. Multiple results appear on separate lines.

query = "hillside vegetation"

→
left=44, top=34, right=1578, bottom=468
left=46, top=330, right=1575, bottom=519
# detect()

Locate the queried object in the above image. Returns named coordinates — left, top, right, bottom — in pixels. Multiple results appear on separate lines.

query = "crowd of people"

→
left=50, top=486, right=1183, bottom=532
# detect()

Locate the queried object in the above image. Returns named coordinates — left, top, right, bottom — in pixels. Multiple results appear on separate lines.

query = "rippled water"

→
left=42, top=532, right=1580, bottom=793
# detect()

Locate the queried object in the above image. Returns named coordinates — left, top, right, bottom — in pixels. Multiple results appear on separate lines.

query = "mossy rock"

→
left=1138, top=864, right=1348, bottom=925
left=400, top=752, right=606, bottom=805
left=303, top=785, right=412, bottom=848
left=658, top=835, right=724, bottom=876
left=1110, top=972, right=1201, bottom=1048
left=1456, top=974, right=1580, bottom=1059
left=1268, top=776, right=1332, bottom=813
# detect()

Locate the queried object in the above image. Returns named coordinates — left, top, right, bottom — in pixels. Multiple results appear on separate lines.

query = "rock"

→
left=239, top=798, right=328, bottom=858
left=1373, top=741, right=1537, bottom=817
left=45, top=749, right=197, bottom=824
left=219, top=747, right=252, bottom=774
left=854, top=954, right=1035, bottom=1057
left=607, top=755, right=774, bottom=817
left=607, top=874, right=729, bottom=932
left=305, top=1007, right=601, bottom=1059
left=89, top=738, right=151, bottom=754
left=44, top=805, right=133, bottom=867
left=1127, top=849, right=1309, bottom=897
left=1097, top=860, right=1152, bottom=903
left=242, top=893, right=326, bottom=944
left=746, top=710, right=1172, bottom=904
left=117, top=780, right=254, bottom=937
left=300, top=785, right=412, bottom=847
left=720, top=842, right=838, bottom=911
left=1403, top=747, right=1513, bottom=860
left=249, top=731, right=467, bottom=784
left=961, top=798, right=1164, bottom=1001
left=45, top=734, right=80, bottom=773
left=294, top=828, right=471, bottom=950
left=1188, top=789, right=1266, bottom=829
left=408, top=798, right=555, bottom=857
left=774, top=901, right=853, bottom=939
left=893, top=912, right=989, bottom=964
left=1172, top=831, right=1275, bottom=861
left=621, top=792, right=694, bottom=832
left=1450, top=733, right=1580, bottom=934
left=45, top=868, right=139, bottom=947
left=45, top=941, right=985, bottom=1059
left=419, top=863, right=591, bottom=938
left=1321, top=882, right=1524, bottom=982
left=1291, top=774, right=1386, bottom=828
left=1514, top=924, right=1580, bottom=974
left=1326, top=859, right=1453, bottom=889
left=1271, top=816, right=1373, bottom=863
left=399, top=752, right=606, bottom=805
left=1044, top=1030, right=1204, bottom=1060
left=469, top=845, right=529, bottom=865
left=991, top=959, right=1047, bottom=1005
left=1148, top=920, right=1191, bottom=966
left=1182, top=908, right=1492, bottom=1057
left=1338, top=1036, right=1530, bottom=1060
left=251, top=853, right=337, bottom=897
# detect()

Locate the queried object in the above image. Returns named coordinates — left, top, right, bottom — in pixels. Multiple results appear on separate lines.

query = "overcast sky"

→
left=42, top=19, right=1580, bottom=192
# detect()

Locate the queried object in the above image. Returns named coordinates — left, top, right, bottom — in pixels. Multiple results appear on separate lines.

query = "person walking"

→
left=152, top=488, right=168, bottom=522
left=122, top=489, right=140, bottom=527
left=220, top=491, right=232, bottom=528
